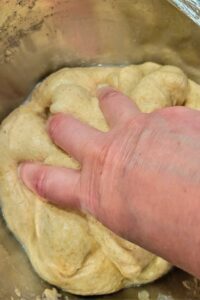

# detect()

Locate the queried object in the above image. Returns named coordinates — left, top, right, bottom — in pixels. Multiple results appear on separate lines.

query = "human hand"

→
left=19, top=87, right=200, bottom=250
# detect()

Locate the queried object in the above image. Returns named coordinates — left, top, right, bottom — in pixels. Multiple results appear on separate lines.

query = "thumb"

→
left=19, top=162, right=81, bottom=210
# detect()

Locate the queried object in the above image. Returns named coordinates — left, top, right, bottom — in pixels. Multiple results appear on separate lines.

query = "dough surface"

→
left=0, top=63, right=200, bottom=295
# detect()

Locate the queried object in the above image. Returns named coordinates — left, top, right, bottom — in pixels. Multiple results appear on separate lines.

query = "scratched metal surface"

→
left=0, top=1, right=200, bottom=299
left=168, top=0, right=200, bottom=26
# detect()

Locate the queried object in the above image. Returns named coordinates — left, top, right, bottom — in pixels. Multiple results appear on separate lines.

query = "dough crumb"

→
left=5, top=49, right=12, bottom=56
left=15, top=288, right=21, bottom=297
left=182, top=277, right=200, bottom=297
left=138, top=290, right=150, bottom=300
left=42, top=288, right=62, bottom=300
left=182, top=280, right=191, bottom=290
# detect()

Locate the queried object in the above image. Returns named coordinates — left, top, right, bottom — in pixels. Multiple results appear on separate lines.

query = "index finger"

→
left=97, top=87, right=140, bottom=127
left=48, top=113, right=103, bottom=163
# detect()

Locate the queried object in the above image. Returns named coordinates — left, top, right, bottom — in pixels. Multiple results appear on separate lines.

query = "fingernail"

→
left=96, top=83, right=110, bottom=89
left=96, top=84, right=114, bottom=98
left=19, top=162, right=40, bottom=193
left=97, top=86, right=118, bottom=100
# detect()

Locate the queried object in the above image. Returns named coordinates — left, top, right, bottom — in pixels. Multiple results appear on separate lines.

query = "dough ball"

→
left=0, top=63, right=198, bottom=295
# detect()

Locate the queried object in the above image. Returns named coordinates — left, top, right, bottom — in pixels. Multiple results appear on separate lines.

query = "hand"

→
left=20, top=87, right=144, bottom=236
left=20, top=87, right=200, bottom=278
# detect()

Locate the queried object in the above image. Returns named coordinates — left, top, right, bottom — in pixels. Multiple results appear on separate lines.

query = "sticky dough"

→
left=0, top=63, right=200, bottom=295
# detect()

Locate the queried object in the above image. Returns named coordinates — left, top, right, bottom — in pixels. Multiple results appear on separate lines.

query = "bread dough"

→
left=0, top=63, right=200, bottom=295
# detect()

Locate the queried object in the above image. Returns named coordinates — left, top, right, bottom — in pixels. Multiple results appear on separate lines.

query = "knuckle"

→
left=122, top=113, right=147, bottom=130
left=94, top=138, right=120, bottom=172
left=97, top=144, right=109, bottom=167
left=99, top=87, right=120, bottom=101
left=86, top=133, right=105, bottom=161
left=96, top=138, right=109, bottom=164
left=105, top=123, right=146, bottom=170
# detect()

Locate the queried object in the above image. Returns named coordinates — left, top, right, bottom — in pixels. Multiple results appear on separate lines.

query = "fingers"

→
left=47, top=88, right=139, bottom=163
left=97, top=86, right=140, bottom=127
left=48, top=113, right=103, bottom=163
left=19, top=162, right=81, bottom=210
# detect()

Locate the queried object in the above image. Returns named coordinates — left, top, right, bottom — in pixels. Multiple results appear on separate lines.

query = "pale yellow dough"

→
left=0, top=63, right=200, bottom=295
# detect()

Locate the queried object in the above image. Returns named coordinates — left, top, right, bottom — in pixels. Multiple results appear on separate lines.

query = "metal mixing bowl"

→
left=0, top=0, right=200, bottom=299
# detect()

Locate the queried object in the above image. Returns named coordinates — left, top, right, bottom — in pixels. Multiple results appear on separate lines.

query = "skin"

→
left=20, top=86, right=200, bottom=278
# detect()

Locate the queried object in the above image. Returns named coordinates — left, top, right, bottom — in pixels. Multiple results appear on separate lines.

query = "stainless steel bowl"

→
left=0, top=1, right=200, bottom=299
